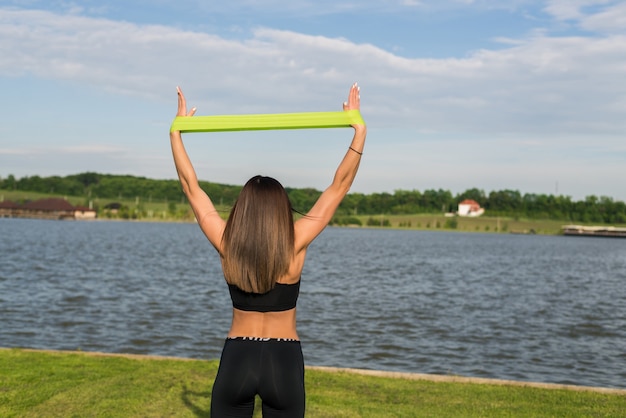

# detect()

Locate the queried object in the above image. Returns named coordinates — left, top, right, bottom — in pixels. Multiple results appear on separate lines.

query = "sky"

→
left=1, top=0, right=625, bottom=201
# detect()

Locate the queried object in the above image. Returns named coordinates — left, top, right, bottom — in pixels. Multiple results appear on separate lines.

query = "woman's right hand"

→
left=176, top=86, right=196, bottom=118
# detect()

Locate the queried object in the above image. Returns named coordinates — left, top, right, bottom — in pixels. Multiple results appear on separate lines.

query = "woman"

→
left=170, top=84, right=366, bottom=417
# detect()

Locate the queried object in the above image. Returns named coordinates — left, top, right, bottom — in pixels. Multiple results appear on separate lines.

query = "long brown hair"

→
left=221, top=175, right=295, bottom=293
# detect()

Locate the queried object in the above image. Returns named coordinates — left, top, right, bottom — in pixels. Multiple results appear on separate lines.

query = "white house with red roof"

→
left=458, top=199, right=485, bottom=217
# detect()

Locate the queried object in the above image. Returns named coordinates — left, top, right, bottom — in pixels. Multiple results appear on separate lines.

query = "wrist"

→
left=352, top=124, right=367, bottom=134
left=349, top=146, right=363, bottom=156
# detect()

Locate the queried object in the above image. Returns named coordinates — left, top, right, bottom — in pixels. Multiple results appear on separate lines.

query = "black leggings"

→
left=211, top=337, right=305, bottom=417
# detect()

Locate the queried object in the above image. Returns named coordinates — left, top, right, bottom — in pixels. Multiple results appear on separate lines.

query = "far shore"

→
left=3, top=212, right=577, bottom=236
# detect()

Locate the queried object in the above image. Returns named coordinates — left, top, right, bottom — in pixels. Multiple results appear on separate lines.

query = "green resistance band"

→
left=170, top=110, right=364, bottom=133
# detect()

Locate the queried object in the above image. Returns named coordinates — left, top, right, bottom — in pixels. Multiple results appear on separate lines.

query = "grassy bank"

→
left=354, top=213, right=569, bottom=235
left=1, top=349, right=624, bottom=417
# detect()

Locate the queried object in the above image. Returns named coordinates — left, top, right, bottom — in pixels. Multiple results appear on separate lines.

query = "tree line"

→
left=2, top=172, right=625, bottom=224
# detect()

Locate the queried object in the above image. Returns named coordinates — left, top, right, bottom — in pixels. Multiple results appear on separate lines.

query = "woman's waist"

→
left=228, top=308, right=298, bottom=339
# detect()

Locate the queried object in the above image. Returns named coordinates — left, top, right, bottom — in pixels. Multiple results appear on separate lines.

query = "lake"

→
left=1, top=218, right=625, bottom=389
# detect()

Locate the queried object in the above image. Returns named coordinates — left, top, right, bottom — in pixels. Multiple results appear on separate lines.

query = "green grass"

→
left=1, top=349, right=624, bottom=417
left=360, top=213, right=569, bottom=235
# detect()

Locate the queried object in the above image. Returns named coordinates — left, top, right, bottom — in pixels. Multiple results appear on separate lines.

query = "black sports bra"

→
left=228, top=280, right=300, bottom=312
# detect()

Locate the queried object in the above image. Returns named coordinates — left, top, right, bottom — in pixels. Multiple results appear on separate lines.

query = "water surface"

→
left=1, top=218, right=625, bottom=389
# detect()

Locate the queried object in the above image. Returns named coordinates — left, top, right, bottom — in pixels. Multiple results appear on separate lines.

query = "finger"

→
left=345, top=86, right=354, bottom=109
left=349, top=84, right=356, bottom=105
left=348, top=83, right=359, bottom=109
left=188, top=107, right=197, bottom=117
left=177, top=87, right=187, bottom=115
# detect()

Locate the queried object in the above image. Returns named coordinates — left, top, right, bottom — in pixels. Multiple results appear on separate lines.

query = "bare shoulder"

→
left=278, top=245, right=306, bottom=284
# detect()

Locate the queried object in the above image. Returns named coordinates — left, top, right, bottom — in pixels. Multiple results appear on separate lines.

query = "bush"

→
left=367, top=217, right=390, bottom=227
left=444, top=218, right=458, bottom=229
left=333, top=216, right=362, bottom=226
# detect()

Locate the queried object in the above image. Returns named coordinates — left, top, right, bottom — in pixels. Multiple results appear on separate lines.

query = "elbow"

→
left=331, top=176, right=352, bottom=197
left=334, top=167, right=358, bottom=195
left=180, top=182, right=192, bottom=199
left=178, top=177, right=197, bottom=200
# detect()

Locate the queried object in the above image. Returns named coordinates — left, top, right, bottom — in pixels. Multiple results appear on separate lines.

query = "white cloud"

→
left=0, top=144, right=127, bottom=157
left=1, top=5, right=625, bottom=199
left=544, top=0, right=626, bottom=35
left=543, top=0, right=610, bottom=21
left=2, top=7, right=625, bottom=132
left=581, top=2, right=626, bottom=33
left=399, top=0, right=422, bottom=6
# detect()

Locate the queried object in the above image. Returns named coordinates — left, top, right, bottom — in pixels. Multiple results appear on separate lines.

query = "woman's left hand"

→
left=343, top=83, right=365, bottom=130
left=342, top=83, right=361, bottom=112
left=176, top=86, right=196, bottom=117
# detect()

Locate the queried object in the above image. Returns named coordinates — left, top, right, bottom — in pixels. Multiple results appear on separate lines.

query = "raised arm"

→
left=170, top=87, right=225, bottom=252
left=294, top=83, right=367, bottom=252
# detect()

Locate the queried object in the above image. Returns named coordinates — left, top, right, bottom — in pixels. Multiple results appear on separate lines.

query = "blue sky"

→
left=1, top=0, right=625, bottom=201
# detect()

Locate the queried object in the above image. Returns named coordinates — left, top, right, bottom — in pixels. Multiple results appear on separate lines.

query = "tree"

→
left=4, top=172, right=626, bottom=223
left=1, top=174, right=17, bottom=190
left=457, top=188, right=487, bottom=207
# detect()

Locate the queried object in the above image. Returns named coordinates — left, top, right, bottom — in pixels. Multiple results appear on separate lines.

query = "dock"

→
left=562, top=225, right=626, bottom=238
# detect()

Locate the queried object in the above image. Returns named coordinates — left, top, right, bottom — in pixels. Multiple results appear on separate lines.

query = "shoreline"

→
left=4, top=347, right=625, bottom=395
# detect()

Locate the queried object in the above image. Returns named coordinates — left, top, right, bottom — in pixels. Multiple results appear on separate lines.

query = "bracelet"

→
left=349, top=146, right=363, bottom=156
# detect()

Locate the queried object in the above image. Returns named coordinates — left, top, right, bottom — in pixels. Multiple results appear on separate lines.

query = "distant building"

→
left=20, top=198, right=76, bottom=220
left=0, top=200, right=19, bottom=218
left=562, top=225, right=626, bottom=238
left=458, top=199, right=485, bottom=217
left=74, top=205, right=97, bottom=220
left=0, top=198, right=96, bottom=220
left=103, top=202, right=122, bottom=215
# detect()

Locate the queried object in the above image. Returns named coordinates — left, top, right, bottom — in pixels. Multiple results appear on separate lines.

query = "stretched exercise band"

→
left=170, top=110, right=364, bottom=133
